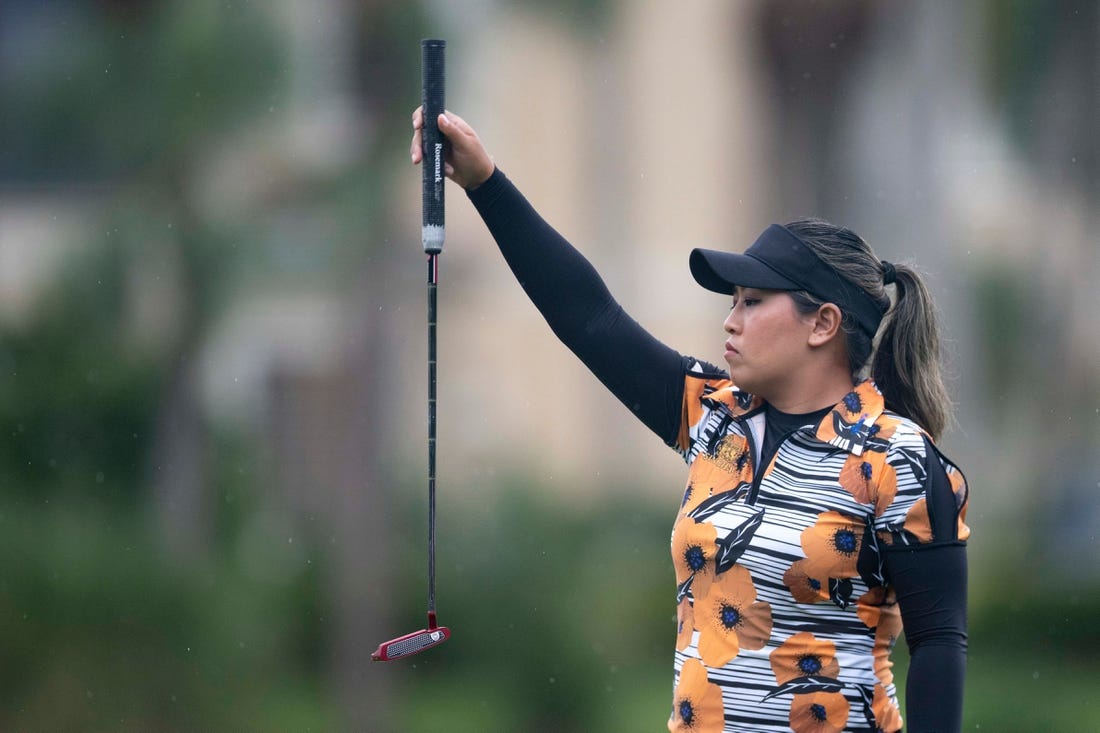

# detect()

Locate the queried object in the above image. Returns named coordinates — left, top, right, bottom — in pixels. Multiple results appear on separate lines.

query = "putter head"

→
left=371, top=613, right=450, bottom=661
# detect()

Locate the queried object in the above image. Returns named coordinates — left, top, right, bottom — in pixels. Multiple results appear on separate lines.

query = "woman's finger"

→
left=440, top=111, right=473, bottom=137
left=438, top=112, right=473, bottom=151
left=410, top=106, right=424, bottom=164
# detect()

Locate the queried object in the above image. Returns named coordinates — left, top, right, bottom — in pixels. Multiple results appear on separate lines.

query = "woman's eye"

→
left=742, top=298, right=760, bottom=307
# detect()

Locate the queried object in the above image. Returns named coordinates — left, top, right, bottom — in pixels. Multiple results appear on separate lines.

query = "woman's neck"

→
left=762, top=366, right=855, bottom=415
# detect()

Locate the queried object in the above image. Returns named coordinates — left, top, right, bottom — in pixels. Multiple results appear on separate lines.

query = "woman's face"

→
left=722, top=287, right=816, bottom=398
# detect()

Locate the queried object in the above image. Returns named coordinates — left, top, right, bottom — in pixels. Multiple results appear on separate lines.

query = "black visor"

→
left=690, top=224, right=887, bottom=337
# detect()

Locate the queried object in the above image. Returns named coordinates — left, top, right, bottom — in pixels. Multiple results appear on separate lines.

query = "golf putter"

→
left=372, top=38, right=451, bottom=662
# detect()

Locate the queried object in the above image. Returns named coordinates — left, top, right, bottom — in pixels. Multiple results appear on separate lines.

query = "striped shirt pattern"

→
left=667, top=367, right=969, bottom=733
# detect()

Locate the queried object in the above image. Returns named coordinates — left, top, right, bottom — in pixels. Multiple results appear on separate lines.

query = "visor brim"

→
left=689, top=248, right=801, bottom=295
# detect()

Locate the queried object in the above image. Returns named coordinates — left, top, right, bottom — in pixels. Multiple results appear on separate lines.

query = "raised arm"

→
left=410, top=108, right=691, bottom=445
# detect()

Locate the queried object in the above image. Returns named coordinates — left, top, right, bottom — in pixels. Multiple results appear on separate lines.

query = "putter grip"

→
left=421, top=39, right=446, bottom=254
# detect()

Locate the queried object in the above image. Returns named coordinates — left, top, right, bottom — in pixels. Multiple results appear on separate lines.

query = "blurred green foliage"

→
left=0, top=1, right=283, bottom=181
left=0, top=241, right=333, bottom=730
left=388, top=483, right=677, bottom=732
left=0, top=249, right=160, bottom=507
left=0, top=496, right=332, bottom=732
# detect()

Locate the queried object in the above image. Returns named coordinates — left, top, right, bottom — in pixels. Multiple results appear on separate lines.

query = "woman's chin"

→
left=725, top=363, right=750, bottom=389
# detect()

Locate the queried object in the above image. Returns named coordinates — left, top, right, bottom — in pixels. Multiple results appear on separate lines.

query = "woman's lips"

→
left=725, top=341, right=739, bottom=356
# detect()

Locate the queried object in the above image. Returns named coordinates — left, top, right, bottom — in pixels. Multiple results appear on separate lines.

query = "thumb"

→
left=436, top=112, right=456, bottom=143
left=439, top=111, right=474, bottom=136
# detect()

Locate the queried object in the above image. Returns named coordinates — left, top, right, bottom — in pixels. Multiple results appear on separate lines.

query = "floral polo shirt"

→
left=667, top=369, right=969, bottom=733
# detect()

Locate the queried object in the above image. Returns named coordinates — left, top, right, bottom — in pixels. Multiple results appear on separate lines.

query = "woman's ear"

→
left=807, top=302, right=843, bottom=347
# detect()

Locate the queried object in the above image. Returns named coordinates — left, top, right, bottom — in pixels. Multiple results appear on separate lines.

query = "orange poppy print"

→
left=672, top=516, right=718, bottom=599
left=902, top=498, right=934, bottom=543
left=837, top=453, right=897, bottom=516
left=801, top=511, right=864, bottom=579
left=682, top=451, right=749, bottom=517
left=676, top=598, right=695, bottom=652
left=682, top=378, right=715, bottom=439
left=783, top=560, right=830, bottom=604
left=668, top=658, right=725, bottom=733
left=670, top=370, right=968, bottom=729
left=711, top=434, right=753, bottom=483
left=789, top=691, right=850, bottom=733
left=814, top=383, right=885, bottom=452
left=836, top=388, right=869, bottom=421
left=855, top=586, right=898, bottom=630
left=679, top=479, right=709, bottom=517
left=871, top=683, right=903, bottom=731
left=770, top=632, right=840, bottom=686
left=678, top=379, right=720, bottom=452
left=948, top=465, right=971, bottom=541
left=865, top=414, right=900, bottom=445
left=697, top=565, right=773, bottom=667
left=856, top=587, right=902, bottom=688
left=678, top=380, right=757, bottom=451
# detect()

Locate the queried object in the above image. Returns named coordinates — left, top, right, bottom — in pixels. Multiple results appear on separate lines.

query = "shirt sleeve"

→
left=881, top=435, right=969, bottom=733
left=467, top=168, right=689, bottom=445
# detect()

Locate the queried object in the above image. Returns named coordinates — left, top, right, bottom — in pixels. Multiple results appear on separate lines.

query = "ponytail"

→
left=871, top=264, right=951, bottom=439
left=784, top=218, right=952, bottom=440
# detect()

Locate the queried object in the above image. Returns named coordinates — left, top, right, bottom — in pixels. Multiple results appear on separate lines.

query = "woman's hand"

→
left=410, top=106, right=495, bottom=190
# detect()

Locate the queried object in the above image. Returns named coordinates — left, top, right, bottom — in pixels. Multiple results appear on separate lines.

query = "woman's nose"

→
left=724, top=308, right=739, bottom=334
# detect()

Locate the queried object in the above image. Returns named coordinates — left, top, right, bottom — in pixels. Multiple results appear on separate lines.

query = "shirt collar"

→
left=709, top=384, right=765, bottom=416
left=811, top=380, right=886, bottom=456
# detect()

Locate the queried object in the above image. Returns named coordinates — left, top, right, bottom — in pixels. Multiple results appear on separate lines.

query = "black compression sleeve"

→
left=889, top=544, right=967, bottom=732
left=884, top=440, right=968, bottom=733
left=467, top=168, right=688, bottom=445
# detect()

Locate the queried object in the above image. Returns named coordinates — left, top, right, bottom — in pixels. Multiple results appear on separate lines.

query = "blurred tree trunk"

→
left=148, top=190, right=212, bottom=559
left=756, top=0, right=875, bottom=215
left=149, top=347, right=209, bottom=557
left=266, top=275, right=397, bottom=729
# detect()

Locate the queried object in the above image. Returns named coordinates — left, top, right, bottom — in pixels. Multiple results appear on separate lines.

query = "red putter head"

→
left=371, top=612, right=451, bottom=661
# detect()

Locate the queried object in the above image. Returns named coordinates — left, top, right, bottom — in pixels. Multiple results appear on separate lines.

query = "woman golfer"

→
left=411, top=108, right=969, bottom=733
